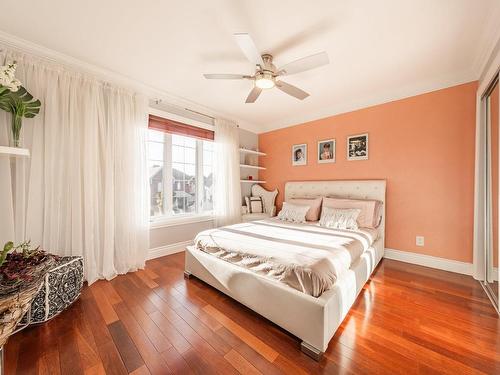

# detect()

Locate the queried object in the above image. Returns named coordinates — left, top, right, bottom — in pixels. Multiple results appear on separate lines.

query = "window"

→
left=148, top=126, right=214, bottom=221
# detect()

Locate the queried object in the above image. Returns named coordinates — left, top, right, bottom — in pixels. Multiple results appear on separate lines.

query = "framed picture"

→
left=317, top=139, right=335, bottom=163
left=292, top=143, right=307, bottom=166
left=347, top=133, right=369, bottom=160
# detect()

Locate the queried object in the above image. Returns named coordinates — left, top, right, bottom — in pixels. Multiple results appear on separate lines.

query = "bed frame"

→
left=185, top=180, right=386, bottom=360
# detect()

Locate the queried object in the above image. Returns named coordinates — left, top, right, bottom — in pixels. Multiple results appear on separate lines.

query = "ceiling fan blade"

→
left=276, top=81, right=309, bottom=100
left=245, top=86, right=262, bottom=103
left=278, top=52, right=329, bottom=76
left=203, top=74, right=248, bottom=79
left=233, top=33, right=264, bottom=66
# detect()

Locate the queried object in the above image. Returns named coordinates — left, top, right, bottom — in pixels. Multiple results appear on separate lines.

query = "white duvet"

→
left=194, top=218, right=378, bottom=297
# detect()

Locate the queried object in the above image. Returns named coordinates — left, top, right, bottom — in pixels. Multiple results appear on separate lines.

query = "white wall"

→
left=239, top=128, right=259, bottom=204
left=149, top=127, right=258, bottom=253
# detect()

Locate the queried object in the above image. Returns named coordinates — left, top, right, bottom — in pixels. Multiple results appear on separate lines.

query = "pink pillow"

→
left=323, top=197, right=382, bottom=228
left=288, top=197, right=323, bottom=221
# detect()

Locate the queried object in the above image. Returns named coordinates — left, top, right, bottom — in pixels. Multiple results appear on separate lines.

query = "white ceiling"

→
left=0, top=0, right=499, bottom=133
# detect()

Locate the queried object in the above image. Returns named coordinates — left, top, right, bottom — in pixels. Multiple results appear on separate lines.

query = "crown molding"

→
left=258, top=69, right=478, bottom=134
left=0, top=30, right=258, bottom=133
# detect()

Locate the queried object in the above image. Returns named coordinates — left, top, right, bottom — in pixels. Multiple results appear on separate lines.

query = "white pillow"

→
left=245, top=196, right=264, bottom=214
left=319, top=207, right=361, bottom=230
left=277, top=202, right=310, bottom=223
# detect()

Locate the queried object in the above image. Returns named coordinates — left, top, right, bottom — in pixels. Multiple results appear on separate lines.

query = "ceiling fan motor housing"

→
left=255, top=54, right=277, bottom=89
left=260, top=54, right=276, bottom=70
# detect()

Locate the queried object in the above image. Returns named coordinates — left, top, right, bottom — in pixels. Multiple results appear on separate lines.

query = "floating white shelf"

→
left=0, top=146, right=30, bottom=157
left=240, top=180, right=266, bottom=183
left=239, top=148, right=266, bottom=156
left=239, top=164, right=266, bottom=170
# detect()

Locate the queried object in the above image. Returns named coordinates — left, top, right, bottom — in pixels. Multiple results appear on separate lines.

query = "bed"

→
left=184, top=180, right=386, bottom=360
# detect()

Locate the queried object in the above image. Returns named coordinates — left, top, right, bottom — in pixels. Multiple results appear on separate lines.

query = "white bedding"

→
left=194, top=218, right=378, bottom=297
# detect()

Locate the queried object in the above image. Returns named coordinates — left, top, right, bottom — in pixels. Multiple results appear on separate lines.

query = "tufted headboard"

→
left=284, top=180, right=386, bottom=243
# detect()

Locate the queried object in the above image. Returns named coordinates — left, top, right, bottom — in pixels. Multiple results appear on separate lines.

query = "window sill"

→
left=150, top=214, right=214, bottom=229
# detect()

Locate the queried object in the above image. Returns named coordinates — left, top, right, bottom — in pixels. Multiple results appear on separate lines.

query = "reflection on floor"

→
left=5, top=253, right=500, bottom=374
left=491, top=280, right=498, bottom=303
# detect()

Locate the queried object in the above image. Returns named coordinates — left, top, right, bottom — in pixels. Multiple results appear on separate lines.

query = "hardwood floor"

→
left=5, top=253, right=499, bottom=374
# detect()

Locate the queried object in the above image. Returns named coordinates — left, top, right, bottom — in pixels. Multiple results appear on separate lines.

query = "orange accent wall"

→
left=259, top=82, right=477, bottom=263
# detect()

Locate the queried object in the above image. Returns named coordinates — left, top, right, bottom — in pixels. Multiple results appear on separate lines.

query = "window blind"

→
left=148, top=114, right=214, bottom=140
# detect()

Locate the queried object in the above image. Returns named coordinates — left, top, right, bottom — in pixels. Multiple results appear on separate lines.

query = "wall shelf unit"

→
left=240, top=180, right=266, bottom=183
left=0, top=146, right=30, bottom=157
left=239, top=147, right=265, bottom=185
left=239, top=164, right=266, bottom=170
left=239, top=148, right=266, bottom=156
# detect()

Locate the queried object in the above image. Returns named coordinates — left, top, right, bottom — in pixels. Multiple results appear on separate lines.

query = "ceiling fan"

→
left=203, top=33, right=329, bottom=103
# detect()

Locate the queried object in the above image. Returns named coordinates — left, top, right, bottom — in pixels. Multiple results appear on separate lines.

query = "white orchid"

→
left=0, top=62, right=22, bottom=92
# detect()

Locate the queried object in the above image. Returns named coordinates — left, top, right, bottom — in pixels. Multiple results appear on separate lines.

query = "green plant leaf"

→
left=0, top=241, right=14, bottom=267
left=4, top=242, right=14, bottom=252
left=0, top=86, right=41, bottom=118
left=0, top=95, right=12, bottom=112
left=0, top=86, right=10, bottom=96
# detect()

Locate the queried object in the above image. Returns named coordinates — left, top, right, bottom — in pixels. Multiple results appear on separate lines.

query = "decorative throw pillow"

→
left=288, top=197, right=323, bottom=221
left=319, top=207, right=361, bottom=230
left=277, top=202, right=310, bottom=223
left=323, top=197, right=383, bottom=228
left=245, top=196, right=264, bottom=214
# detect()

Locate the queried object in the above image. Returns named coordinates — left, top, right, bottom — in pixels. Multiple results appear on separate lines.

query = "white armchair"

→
left=242, top=184, right=278, bottom=222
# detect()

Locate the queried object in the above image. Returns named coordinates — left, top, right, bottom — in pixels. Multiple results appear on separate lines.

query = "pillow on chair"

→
left=251, top=184, right=278, bottom=216
left=245, top=196, right=264, bottom=214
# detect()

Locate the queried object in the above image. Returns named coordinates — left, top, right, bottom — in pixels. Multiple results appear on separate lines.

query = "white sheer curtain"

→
left=0, top=50, right=150, bottom=284
left=213, top=118, right=241, bottom=227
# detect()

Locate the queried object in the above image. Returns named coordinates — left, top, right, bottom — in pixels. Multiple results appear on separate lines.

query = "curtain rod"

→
left=182, top=108, right=240, bottom=128
left=154, top=99, right=214, bottom=120
left=153, top=99, right=240, bottom=128
left=183, top=107, right=215, bottom=120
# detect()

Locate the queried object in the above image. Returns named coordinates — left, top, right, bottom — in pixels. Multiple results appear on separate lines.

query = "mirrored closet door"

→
left=484, top=72, right=499, bottom=310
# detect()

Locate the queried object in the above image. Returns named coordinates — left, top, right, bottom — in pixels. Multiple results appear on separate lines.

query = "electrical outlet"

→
left=416, top=236, right=425, bottom=247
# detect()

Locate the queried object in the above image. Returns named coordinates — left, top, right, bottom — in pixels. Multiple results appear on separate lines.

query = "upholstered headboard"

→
left=284, top=180, right=387, bottom=244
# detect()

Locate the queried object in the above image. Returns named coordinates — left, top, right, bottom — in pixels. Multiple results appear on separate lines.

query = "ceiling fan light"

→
left=255, top=77, right=275, bottom=89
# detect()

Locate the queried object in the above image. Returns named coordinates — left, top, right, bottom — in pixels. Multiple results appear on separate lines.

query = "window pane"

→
left=184, top=137, right=196, bottom=148
left=172, top=145, right=185, bottom=163
left=149, top=131, right=212, bottom=219
left=172, top=134, right=197, bottom=148
left=203, top=150, right=212, bottom=166
left=202, top=140, right=214, bottom=212
left=172, top=134, right=184, bottom=146
left=148, top=142, right=164, bottom=161
left=148, top=129, right=165, bottom=142
left=184, top=164, right=195, bottom=177
left=149, top=161, right=164, bottom=217
left=203, top=141, right=214, bottom=151
left=172, top=163, right=185, bottom=180
left=185, top=148, right=196, bottom=164
left=172, top=179, right=196, bottom=214
left=202, top=174, right=213, bottom=211
left=203, top=165, right=212, bottom=179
